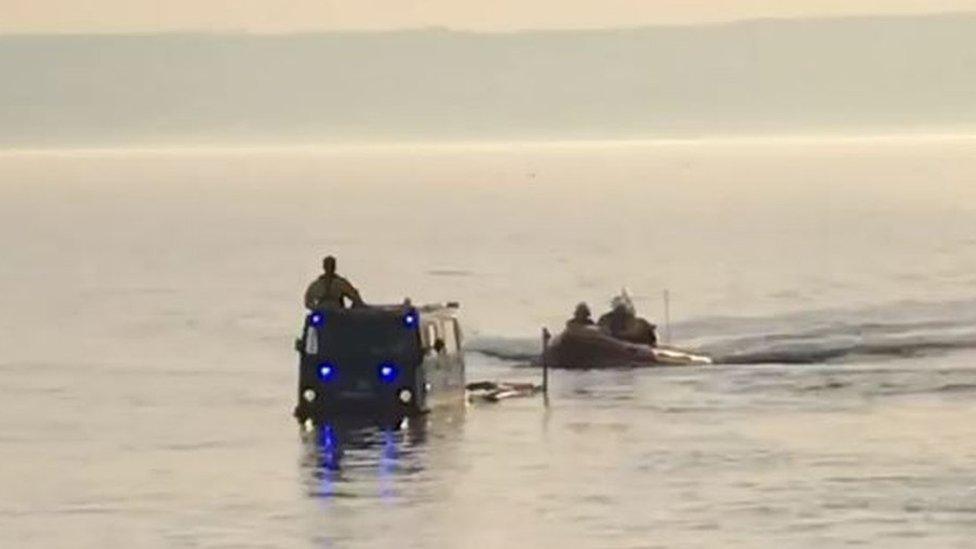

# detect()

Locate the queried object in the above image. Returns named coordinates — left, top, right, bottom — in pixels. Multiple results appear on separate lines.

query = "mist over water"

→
left=2, top=136, right=976, bottom=546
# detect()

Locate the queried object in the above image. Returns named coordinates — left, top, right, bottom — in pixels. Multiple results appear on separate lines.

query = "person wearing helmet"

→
left=566, top=302, right=596, bottom=329
left=304, top=255, right=365, bottom=309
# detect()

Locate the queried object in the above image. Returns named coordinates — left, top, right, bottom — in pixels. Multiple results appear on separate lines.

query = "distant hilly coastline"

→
left=2, top=13, right=976, bottom=147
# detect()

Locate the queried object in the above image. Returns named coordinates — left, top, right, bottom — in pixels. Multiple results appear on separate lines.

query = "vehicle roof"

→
left=311, top=302, right=459, bottom=320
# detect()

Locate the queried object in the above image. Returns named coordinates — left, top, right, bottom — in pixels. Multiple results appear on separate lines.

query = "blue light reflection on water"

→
left=317, top=424, right=341, bottom=471
left=301, top=416, right=428, bottom=502
left=311, top=423, right=341, bottom=499
left=378, top=428, right=399, bottom=502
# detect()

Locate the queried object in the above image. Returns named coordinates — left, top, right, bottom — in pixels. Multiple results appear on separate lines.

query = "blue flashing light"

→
left=317, top=362, right=336, bottom=382
left=402, top=310, right=418, bottom=329
left=309, top=312, right=326, bottom=328
left=378, top=363, right=398, bottom=383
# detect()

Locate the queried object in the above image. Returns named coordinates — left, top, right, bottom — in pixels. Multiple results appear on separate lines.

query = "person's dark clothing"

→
left=598, top=309, right=631, bottom=338
left=598, top=309, right=657, bottom=347
left=566, top=317, right=596, bottom=329
left=634, top=318, right=658, bottom=347
left=304, top=273, right=364, bottom=309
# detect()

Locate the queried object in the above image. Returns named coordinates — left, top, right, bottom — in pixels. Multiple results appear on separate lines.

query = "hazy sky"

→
left=3, top=0, right=976, bottom=33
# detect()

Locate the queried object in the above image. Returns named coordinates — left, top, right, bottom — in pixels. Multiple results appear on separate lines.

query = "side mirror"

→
left=294, top=338, right=303, bottom=353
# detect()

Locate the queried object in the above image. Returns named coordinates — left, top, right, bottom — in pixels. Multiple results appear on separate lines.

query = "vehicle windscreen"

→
left=317, top=313, right=420, bottom=368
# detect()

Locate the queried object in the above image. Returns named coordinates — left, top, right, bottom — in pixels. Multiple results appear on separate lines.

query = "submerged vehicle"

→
left=294, top=302, right=465, bottom=420
left=541, top=325, right=712, bottom=369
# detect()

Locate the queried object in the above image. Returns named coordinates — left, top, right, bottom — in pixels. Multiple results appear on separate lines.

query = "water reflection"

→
left=298, top=407, right=464, bottom=501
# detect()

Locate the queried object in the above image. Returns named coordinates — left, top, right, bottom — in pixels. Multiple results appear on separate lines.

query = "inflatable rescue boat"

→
left=540, top=326, right=712, bottom=369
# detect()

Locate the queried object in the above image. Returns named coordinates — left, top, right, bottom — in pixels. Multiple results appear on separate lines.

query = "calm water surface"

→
left=1, top=137, right=976, bottom=547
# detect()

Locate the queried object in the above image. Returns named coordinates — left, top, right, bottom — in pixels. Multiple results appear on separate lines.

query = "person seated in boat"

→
left=565, top=302, right=596, bottom=329
left=304, top=255, right=365, bottom=309
left=597, top=292, right=658, bottom=347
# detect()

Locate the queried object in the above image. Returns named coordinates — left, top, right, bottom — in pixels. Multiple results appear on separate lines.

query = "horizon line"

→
left=3, top=132, right=976, bottom=157
left=2, top=10, right=976, bottom=38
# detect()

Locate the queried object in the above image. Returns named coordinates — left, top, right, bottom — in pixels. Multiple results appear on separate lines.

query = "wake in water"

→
left=466, top=299, right=976, bottom=365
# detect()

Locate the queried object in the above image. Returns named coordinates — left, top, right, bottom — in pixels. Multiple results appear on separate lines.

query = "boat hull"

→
left=541, top=327, right=712, bottom=369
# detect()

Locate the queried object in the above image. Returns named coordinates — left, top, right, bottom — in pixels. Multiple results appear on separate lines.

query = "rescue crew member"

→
left=566, top=302, right=596, bottom=329
left=598, top=292, right=657, bottom=347
left=304, top=255, right=365, bottom=309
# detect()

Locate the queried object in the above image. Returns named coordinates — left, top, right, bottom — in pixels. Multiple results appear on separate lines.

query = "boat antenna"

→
left=663, top=289, right=672, bottom=345
left=541, top=327, right=551, bottom=406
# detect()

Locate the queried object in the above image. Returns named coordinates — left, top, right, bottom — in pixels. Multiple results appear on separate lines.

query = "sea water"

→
left=1, top=136, right=975, bottom=547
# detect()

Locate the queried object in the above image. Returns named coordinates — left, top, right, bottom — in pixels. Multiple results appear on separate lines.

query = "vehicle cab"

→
left=294, top=302, right=465, bottom=420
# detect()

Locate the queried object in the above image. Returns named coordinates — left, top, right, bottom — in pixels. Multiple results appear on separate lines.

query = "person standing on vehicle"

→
left=304, top=255, right=365, bottom=309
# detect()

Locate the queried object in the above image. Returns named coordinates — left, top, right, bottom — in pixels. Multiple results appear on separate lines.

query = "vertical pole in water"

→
left=541, top=327, right=551, bottom=405
left=663, top=289, right=672, bottom=345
